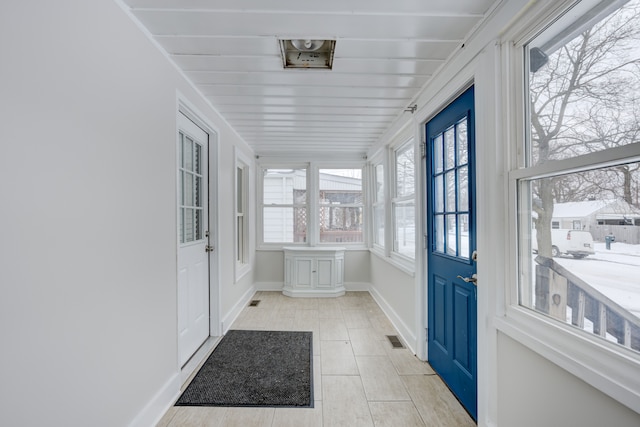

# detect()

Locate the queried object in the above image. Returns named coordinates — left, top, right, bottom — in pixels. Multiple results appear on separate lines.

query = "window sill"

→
left=495, top=305, right=640, bottom=414
left=370, top=249, right=415, bottom=277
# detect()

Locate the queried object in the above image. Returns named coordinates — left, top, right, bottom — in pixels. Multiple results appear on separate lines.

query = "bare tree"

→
left=577, top=105, right=640, bottom=205
left=529, top=1, right=640, bottom=255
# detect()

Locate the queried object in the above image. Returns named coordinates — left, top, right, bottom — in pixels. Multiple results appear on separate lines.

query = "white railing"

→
left=535, top=255, right=640, bottom=351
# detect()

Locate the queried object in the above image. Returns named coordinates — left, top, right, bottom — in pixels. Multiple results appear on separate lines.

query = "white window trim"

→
left=498, top=0, right=640, bottom=413
left=369, top=153, right=387, bottom=256
left=505, top=145, right=640, bottom=414
left=367, top=133, right=418, bottom=274
left=313, top=163, right=367, bottom=247
left=234, top=147, right=252, bottom=282
left=257, top=162, right=308, bottom=249
left=257, top=161, right=367, bottom=249
left=390, top=138, right=417, bottom=266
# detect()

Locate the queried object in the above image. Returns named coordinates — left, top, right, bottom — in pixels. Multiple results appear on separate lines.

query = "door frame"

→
left=415, top=77, right=481, bottom=408
left=176, top=96, right=221, bottom=355
left=425, top=84, right=477, bottom=420
left=413, top=41, right=502, bottom=426
left=418, top=80, right=476, bottom=359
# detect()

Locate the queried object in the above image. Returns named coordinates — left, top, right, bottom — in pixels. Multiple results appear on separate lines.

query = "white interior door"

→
left=177, top=112, right=210, bottom=367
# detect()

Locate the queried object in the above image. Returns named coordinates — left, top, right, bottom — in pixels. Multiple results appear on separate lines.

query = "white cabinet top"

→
left=283, top=246, right=346, bottom=252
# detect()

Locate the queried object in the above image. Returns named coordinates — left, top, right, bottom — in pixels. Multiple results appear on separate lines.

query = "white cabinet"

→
left=283, top=247, right=345, bottom=297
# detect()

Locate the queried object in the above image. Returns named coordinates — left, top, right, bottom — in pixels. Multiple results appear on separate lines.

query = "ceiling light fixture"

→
left=290, top=39, right=325, bottom=52
left=279, top=39, right=335, bottom=69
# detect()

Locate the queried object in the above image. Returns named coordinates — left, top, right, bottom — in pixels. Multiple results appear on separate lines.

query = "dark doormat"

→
left=175, top=330, right=313, bottom=407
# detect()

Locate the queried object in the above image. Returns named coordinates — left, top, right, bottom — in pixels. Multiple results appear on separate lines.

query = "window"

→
left=179, top=132, right=203, bottom=244
left=431, top=122, right=470, bottom=259
left=393, top=142, right=416, bottom=259
left=372, top=162, right=385, bottom=248
left=517, top=0, right=640, bottom=355
left=236, top=164, right=248, bottom=264
left=502, top=0, right=640, bottom=410
left=259, top=165, right=365, bottom=246
left=319, top=169, right=363, bottom=243
left=234, top=149, right=252, bottom=280
left=366, top=139, right=417, bottom=271
left=261, top=168, right=307, bottom=243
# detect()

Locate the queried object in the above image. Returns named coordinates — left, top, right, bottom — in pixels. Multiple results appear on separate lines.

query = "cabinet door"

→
left=316, top=258, right=334, bottom=288
left=294, top=257, right=314, bottom=288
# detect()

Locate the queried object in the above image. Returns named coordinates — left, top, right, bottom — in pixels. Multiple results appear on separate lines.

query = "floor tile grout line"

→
left=168, top=291, right=471, bottom=427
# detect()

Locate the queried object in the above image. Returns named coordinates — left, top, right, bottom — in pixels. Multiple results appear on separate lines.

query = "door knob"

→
left=457, top=274, right=477, bottom=285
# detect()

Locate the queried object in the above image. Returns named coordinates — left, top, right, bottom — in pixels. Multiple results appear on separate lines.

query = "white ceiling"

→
left=122, top=0, right=496, bottom=157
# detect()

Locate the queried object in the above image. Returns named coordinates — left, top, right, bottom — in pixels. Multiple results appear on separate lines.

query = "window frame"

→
left=365, top=136, right=417, bottom=275
left=258, top=163, right=309, bottom=248
left=257, top=162, right=366, bottom=249
left=370, top=155, right=387, bottom=254
left=178, top=131, right=205, bottom=246
left=316, top=165, right=366, bottom=246
left=391, top=139, right=417, bottom=265
left=499, top=0, right=640, bottom=413
left=234, top=148, right=252, bottom=281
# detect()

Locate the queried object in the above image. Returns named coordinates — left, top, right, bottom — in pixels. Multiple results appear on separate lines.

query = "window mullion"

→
left=384, top=147, right=393, bottom=257
left=308, top=164, right=318, bottom=246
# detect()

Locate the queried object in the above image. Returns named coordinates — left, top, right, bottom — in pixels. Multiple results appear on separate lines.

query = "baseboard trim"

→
left=369, top=286, right=417, bottom=354
left=283, top=287, right=346, bottom=298
left=254, top=281, right=284, bottom=291
left=221, top=285, right=256, bottom=334
left=128, top=373, right=180, bottom=427
left=345, top=282, right=371, bottom=292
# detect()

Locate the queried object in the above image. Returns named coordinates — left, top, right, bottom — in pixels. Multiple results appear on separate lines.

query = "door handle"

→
left=457, top=274, right=477, bottom=285
left=205, top=245, right=215, bottom=253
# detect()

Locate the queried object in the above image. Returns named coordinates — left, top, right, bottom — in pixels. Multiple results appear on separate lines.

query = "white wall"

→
left=0, top=1, right=253, bottom=426
left=254, top=250, right=286, bottom=286
left=369, top=255, right=416, bottom=349
left=497, top=334, right=640, bottom=426
left=344, top=250, right=371, bottom=285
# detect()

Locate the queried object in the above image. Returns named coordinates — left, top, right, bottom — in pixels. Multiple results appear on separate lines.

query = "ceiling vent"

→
left=279, top=39, right=336, bottom=69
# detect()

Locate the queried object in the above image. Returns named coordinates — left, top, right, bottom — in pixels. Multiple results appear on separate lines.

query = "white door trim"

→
left=176, top=95, right=221, bottom=360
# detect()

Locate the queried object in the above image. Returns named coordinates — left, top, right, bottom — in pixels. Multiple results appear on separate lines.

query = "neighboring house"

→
left=551, top=199, right=640, bottom=243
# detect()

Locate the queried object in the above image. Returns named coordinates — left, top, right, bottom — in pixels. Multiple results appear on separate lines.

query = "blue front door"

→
left=426, top=86, right=477, bottom=420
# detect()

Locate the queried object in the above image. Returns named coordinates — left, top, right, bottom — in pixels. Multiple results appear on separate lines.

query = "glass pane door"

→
left=179, top=132, right=204, bottom=244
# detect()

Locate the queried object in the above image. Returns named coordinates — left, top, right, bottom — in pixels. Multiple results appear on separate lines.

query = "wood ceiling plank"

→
left=131, top=10, right=479, bottom=41
left=119, top=0, right=495, bottom=156
left=125, top=0, right=493, bottom=16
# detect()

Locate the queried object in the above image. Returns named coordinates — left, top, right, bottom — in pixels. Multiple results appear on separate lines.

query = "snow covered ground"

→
left=554, top=242, right=640, bottom=319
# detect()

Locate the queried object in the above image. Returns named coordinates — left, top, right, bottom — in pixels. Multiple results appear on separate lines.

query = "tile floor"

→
left=157, top=291, right=475, bottom=427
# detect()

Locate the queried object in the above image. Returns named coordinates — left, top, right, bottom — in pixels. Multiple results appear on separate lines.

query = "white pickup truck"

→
left=532, top=229, right=595, bottom=258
